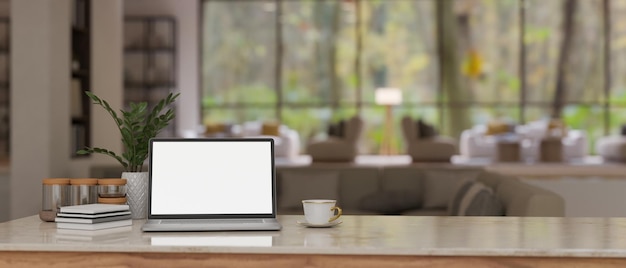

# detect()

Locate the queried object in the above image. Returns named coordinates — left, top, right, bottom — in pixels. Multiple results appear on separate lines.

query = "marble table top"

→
left=1, top=215, right=626, bottom=257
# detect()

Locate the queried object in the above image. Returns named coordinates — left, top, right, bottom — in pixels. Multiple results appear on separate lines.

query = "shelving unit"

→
left=70, top=0, right=91, bottom=157
left=0, top=18, right=9, bottom=160
left=123, top=16, right=177, bottom=137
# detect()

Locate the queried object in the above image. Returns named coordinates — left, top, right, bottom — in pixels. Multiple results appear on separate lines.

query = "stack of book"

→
left=55, top=203, right=132, bottom=230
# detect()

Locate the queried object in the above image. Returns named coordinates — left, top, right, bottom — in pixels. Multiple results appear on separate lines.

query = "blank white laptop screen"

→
left=149, top=139, right=274, bottom=215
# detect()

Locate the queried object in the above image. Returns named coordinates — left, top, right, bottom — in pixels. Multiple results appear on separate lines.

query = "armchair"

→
left=307, top=115, right=364, bottom=162
left=401, top=116, right=457, bottom=162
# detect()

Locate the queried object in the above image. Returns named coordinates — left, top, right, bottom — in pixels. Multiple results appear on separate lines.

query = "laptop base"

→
left=142, top=218, right=282, bottom=232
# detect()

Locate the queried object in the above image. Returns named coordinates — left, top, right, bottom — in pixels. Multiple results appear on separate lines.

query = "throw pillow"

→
left=448, top=180, right=504, bottom=216
left=336, top=120, right=346, bottom=138
left=327, top=122, right=340, bottom=137
left=447, top=179, right=475, bottom=215
left=261, top=122, right=280, bottom=136
left=416, top=119, right=438, bottom=139
left=278, top=171, right=340, bottom=210
left=358, top=190, right=421, bottom=214
left=327, top=120, right=345, bottom=138
left=204, top=123, right=225, bottom=135
left=485, top=120, right=512, bottom=136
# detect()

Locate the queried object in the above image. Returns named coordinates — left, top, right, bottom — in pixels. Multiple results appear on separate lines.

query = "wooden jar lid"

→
left=70, top=178, right=98, bottom=185
left=42, top=178, right=70, bottom=185
left=98, top=196, right=127, bottom=205
left=97, top=178, right=127, bottom=185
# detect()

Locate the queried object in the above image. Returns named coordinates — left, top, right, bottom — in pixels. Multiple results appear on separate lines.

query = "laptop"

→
left=142, top=138, right=282, bottom=232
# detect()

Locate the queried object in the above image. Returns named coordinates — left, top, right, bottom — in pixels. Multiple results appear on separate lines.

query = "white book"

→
left=57, top=210, right=131, bottom=219
left=56, top=226, right=132, bottom=242
left=59, top=204, right=130, bottom=214
left=55, top=214, right=131, bottom=224
left=56, top=219, right=133, bottom=231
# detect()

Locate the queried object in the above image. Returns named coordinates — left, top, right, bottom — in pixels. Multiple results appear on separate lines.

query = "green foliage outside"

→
left=201, top=0, right=623, bottom=154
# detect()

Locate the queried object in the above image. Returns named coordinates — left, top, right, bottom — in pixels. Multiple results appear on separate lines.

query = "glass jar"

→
left=39, top=178, right=70, bottom=222
left=70, top=178, right=98, bottom=206
left=97, top=178, right=127, bottom=198
left=97, top=196, right=128, bottom=205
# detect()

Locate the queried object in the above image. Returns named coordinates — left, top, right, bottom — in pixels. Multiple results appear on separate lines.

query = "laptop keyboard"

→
left=162, top=219, right=266, bottom=224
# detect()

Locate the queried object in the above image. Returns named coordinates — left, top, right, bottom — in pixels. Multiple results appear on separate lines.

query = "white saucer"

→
left=296, top=219, right=342, bottom=228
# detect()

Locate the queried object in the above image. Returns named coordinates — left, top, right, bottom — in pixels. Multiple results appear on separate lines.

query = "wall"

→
left=0, top=1, right=8, bottom=16
left=11, top=0, right=71, bottom=220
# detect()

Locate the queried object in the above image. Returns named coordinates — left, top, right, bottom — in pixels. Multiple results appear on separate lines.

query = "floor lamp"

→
left=375, top=88, right=402, bottom=155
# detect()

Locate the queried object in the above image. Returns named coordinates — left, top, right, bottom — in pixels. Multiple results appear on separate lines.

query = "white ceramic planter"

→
left=122, top=171, right=149, bottom=219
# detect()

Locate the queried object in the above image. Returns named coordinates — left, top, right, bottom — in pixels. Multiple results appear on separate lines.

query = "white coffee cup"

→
left=302, top=199, right=342, bottom=225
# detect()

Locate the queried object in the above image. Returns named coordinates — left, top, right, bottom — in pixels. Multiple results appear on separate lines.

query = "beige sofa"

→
left=91, top=164, right=564, bottom=217
left=276, top=166, right=564, bottom=217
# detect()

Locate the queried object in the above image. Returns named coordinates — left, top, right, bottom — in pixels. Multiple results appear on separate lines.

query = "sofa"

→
left=596, top=136, right=626, bottom=162
left=460, top=121, right=587, bottom=162
left=276, top=166, right=564, bottom=217
left=91, top=164, right=564, bottom=217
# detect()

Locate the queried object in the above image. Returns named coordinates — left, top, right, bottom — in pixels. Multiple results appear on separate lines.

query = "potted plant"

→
left=77, top=91, right=179, bottom=218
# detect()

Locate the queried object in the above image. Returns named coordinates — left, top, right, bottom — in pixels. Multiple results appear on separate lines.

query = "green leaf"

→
left=79, top=91, right=179, bottom=172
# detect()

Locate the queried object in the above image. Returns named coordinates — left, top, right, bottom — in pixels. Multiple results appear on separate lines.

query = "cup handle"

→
left=328, top=206, right=342, bottom=222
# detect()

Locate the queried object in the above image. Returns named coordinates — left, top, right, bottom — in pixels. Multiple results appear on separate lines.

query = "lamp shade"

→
left=375, top=88, right=402, bottom=105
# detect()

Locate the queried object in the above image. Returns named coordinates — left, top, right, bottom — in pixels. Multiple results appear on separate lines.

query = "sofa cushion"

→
left=337, top=167, right=380, bottom=210
left=448, top=180, right=504, bottom=216
left=416, top=119, right=438, bottom=139
left=327, top=120, right=345, bottom=138
left=278, top=171, right=339, bottom=209
left=422, top=170, right=471, bottom=209
left=204, top=122, right=233, bottom=136
left=380, top=167, right=423, bottom=197
left=496, top=177, right=565, bottom=217
left=358, top=190, right=421, bottom=214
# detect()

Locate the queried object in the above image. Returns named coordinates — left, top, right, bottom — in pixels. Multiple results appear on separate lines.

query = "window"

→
left=201, top=0, right=613, bottom=154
